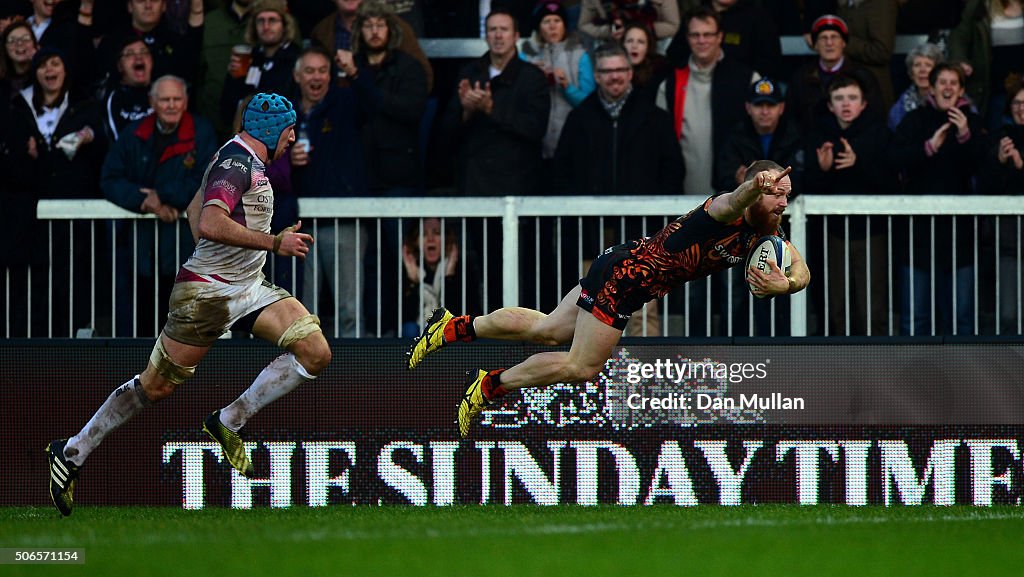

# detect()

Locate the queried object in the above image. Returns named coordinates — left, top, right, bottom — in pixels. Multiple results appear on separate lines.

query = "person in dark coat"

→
left=553, top=44, right=682, bottom=197
left=101, top=75, right=218, bottom=337
left=805, top=73, right=895, bottom=336
left=441, top=10, right=549, bottom=197
left=888, top=63, right=986, bottom=336
left=340, top=0, right=429, bottom=336
left=0, top=60, right=44, bottom=336
left=716, top=77, right=803, bottom=336
left=289, top=46, right=368, bottom=337
left=716, top=78, right=802, bottom=193
left=979, top=82, right=1024, bottom=333
left=9, top=47, right=104, bottom=337
left=655, top=6, right=756, bottom=336
left=439, top=9, right=550, bottom=309
left=786, top=14, right=884, bottom=136
left=552, top=44, right=682, bottom=335
left=219, top=0, right=302, bottom=129
left=345, top=0, right=428, bottom=194
left=656, top=6, right=756, bottom=196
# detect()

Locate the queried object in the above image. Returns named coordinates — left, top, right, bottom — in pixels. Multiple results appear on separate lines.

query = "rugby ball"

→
left=746, top=235, right=791, bottom=298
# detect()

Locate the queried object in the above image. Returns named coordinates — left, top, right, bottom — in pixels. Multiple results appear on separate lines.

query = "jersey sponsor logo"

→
left=218, top=158, right=250, bottom=173
left=210, top=180, right=239, bottom=195
left=255, top=178, right=269, bottom=187
left=118, top=108, right=150, bottom=121
left=579, top=289, right=595, bottom=305
left=713, top=243, right=743, bottom=264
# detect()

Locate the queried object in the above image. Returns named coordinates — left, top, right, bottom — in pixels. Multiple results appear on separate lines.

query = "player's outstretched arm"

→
left=198, top=206, right=312, bottom=258
left=708, top=166, right=792, bottom=224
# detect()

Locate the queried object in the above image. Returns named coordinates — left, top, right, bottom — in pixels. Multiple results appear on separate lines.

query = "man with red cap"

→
left=786, top=13, right=884, bottom=136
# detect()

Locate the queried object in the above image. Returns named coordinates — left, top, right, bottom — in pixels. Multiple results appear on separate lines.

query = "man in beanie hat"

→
left=787, top=13, right=883, bottom=135
left=810, top=13, right=849, bottom=45
left=220, top=0, right=303, bottom=125
left=532, top=0, right=568, bottom=33
left=46, top=92, right=333, bottom=517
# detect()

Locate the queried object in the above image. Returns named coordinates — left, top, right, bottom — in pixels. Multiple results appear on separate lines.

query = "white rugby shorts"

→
left=163, top=269, right=292, bottom=347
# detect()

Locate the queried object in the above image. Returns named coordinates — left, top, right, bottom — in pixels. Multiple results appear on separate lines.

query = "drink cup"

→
left=230, top=44, right=253, bottom=79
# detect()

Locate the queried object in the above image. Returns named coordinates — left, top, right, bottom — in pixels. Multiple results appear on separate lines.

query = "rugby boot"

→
left=46, top=439, right=79, bottom=517
left=457, top=369, right=493, bottom=438
left=203, top=410, right=254, bottom=478
left=407, top=307, right=455, bottom=369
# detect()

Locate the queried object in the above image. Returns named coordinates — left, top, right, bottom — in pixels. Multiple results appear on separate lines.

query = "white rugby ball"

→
left=746, top=235, right=791, bottom=298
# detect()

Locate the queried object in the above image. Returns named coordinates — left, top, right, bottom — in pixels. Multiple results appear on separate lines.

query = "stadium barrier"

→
left=6, top=340, right=1023, bottom=507
left=14, top=195, right=1024, bottom=339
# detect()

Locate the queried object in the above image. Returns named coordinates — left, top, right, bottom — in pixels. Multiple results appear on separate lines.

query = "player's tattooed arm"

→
left=708, top=166, right=792, bottom=223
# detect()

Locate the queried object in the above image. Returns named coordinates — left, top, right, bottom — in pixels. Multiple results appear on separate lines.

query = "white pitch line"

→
left=9, top=508, right=1024, bottom=547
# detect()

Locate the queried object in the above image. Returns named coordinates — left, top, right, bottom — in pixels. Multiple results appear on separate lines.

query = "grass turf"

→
left=1, top=505, right=1022, bottom=576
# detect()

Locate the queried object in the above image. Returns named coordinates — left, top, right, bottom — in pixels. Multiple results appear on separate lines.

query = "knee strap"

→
left=149, top=338, right=196, bottom=385
left=277, top=314, right=322, bottom=348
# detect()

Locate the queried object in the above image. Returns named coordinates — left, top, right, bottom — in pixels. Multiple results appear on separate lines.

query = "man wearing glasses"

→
left=100, top=37, right=154, bottom=141
left=219, top=0, right=302, bottom=124
left=655, top=5, right=758, bottom=336
left=552, top=42, right=682, bottom=198
left=549, top=43, right=685, bottom=337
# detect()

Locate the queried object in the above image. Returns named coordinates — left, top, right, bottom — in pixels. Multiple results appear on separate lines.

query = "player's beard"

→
left=746, top=203, right=781, bottom=236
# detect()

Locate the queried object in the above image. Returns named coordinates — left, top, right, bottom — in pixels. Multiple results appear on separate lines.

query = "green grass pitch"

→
left=2, top=506, right=1023, bottom=576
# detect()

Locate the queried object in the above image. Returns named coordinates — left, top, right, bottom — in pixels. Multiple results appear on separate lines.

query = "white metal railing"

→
left=21, top=195, right=1024, bottom=339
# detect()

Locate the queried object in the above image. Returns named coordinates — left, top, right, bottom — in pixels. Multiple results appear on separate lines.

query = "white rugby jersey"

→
left=182, top=136, right=275, bottom=283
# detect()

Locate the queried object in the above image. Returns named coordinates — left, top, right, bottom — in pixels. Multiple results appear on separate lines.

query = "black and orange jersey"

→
left=638, top=195, right=785, bottom=297
left=578, top=195, right=786, bottom=328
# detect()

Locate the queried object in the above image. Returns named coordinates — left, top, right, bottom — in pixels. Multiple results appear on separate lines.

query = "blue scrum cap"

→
left=243, top=93, right=297, bottom=155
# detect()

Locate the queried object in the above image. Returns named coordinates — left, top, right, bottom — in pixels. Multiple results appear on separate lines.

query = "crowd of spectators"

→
left=0, top=0, right=1021, bottom=339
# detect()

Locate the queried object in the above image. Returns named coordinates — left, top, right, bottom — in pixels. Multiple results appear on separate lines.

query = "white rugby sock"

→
left=64, top=376, right=151, bottom=467
left=219, top=354, right=315, bottom=432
